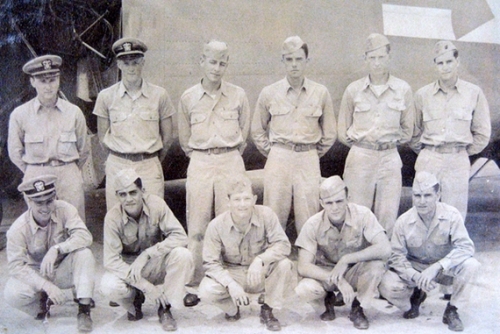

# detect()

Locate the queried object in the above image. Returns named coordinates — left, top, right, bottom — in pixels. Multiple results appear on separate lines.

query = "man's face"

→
left=200, top=54, right=228, bottom=84
left=282, top=48, right=308, bottom=80
left=320, top=190, right=348, bottom=224
left=116, top=183, right=144, bottom=218
left=30, top=75, right=60, bottom=102
left=228, top=189, right=257, bottom=222
left=29, top=194, right=56, bottom=225
left=412, top=186, right=440, bottom=217
left=117, top=56, right=144, bottom=82
left=435, top=51, right=459, bottom=82
left=365, top=47, right=390, bottom=77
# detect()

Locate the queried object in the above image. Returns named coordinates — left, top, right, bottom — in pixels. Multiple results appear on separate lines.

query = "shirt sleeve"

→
left=203, top=220, right=236, bottom=287
left=337, top=85, right=355, bottom=147
left=238, top=91, right=251, bottom=154
left=438, top=211, right=475, bottom=270
left=177, top=96, right=193, bottom=157
left=398, top=85, right=415, bottom=145
left=92, top=89, right=109, bottom=119
left=159, top=89, right=176, bottom=120
left=410, top=90, right=424, bottom=153
left=257, top=209, right=291, bottom=265
left=56, top=203, right=93, bottom=254
left=295, top=219, right=318, bottom=257
left=74, top=106, right=90, bottom=167
left=251, top=89, right=272, bottom=157
left=467, top=88, right=491, bottom=155
left=387, top=217, right=420, bottom=282
left=317, top=88, right=337, bottom=157
left=103, top=212, right=130, bottom=280
left=7, top=109, right=27, bottom=172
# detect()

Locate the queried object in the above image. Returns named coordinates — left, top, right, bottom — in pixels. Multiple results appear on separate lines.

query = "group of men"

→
left=4, top=31, right=488, bottom=333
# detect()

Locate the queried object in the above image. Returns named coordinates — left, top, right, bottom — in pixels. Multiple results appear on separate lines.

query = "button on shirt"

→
left=103, top=193, right=188, bottom=280
left=252, top=78, right=337, bottom=157
left=388, top=202, right=475, bottom=283
left=93, top=81, right=175, bottom=154
left=6, top=200, right=93, bottom=290
left=338, top=75, right=414, bottom=147
left=8, top=97, right=89, bottom=172
left=295, top=203, right=385, bottom=267
left=412, top=79, right=491, bottom=155
left=203, top=205, right=291, bottom=287
left=178, top=80, right=250, bottom=157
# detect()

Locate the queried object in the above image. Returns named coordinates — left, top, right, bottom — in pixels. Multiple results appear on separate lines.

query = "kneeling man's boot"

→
left=442, top=302, right=464, bottom=332
left=320, top=291, right=336, bottom=321
left=349, top=298, right=369, bottom=330
left=260, top=303, right=281, bottom=331
left=159, top=304, right=177, bottom=331
left=77, top=303, right=93, bottom=333
left=403, top=287, right=427, bottom=319
left=128, top=288, right=145, bottom=321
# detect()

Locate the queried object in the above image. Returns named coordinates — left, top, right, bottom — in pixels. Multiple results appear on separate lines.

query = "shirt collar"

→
left=225, top=208, right=261, bottom=231
left=407, top=203, right=449, bottom=226
left=319, top=205, right=354, bottom=233
left=362, top=74, right=397, bottom=91
left=118, top=80, right=150, bottom=98
left=34, top=97, right=63, bottom=113
left=432, top=78, right=463, bottom=95
left=120, top=196, right=150, bottom=225
left=283, top=77, right=309, bottom=95
left=196, top=79, right=228, bottom=101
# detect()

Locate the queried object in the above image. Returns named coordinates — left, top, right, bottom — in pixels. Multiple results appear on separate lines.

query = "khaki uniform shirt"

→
left=411, top=79, right=491, bottom=155
left=295, top=203, right=385, bottom=267
left=338, top=75, right=414, bottom=147
left=93, top=81, right=175, bottom=154
left=203, top=205, right=291, bottom=287
left=103, top=193, right=188, bottom=281
left=252, top=78, right=336, bottom=157
left=178, top=80, right=250, bottom=157
left=388, top=202, right=475, bottom=283
left=6, top=200, right=93, bottom=290
left=8, top=97, right=89, bottom=172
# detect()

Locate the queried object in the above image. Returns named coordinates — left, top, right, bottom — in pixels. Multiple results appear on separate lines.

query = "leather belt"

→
left=354, top=142, right=397, bottom=151
left=110, top=151, right=159, bottom=161
left=272, top=142, right=317, bottom=152
left=424, top=145, right=466, bottom=154
left=195, top=147, right=238, bottom=155
left=32, top=160, right=74, bottom=167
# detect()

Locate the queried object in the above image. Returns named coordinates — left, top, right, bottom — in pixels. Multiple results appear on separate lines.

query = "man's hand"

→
left=247, top=257, right=264, bottom=288
left=43, top=282, right=66, bottom=305
left=416, top=263, right=441, bottom=292
left=127, top=252, right=149, bottom=283
left=40, top=247, right=59, bottom=278
left=227, top=282, right=249, bottom=307
left=337, top=279, right=356, bottom=306
left=146, top=284, right=170, bottom=309
left=328, top=258, right=349, bottom=286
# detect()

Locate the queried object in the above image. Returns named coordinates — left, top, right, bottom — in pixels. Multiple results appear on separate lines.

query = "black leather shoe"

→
left=35, top=292, right=49, bottom=320
left=349, top=299, right=369, bottom=330
left=224, top=307, right=240, bottom=322
left=74, top=298, right=96, bottom=308
left=442, top=302, right=464, bottom=332
left=77, top=311, right=93, bottom=332
left=183, top=293, right=200, bottom=307
left=260, top=304, right=281, bottom=331
left=403, top=288, right=427, bottom=319
left=127, top=289, right=145, bottom=321
left=158, top=305, right=177, bottom=331
left=320, top=291, right=336, bottom=321
left=109, top=301, right=120, bottom=307
left=334, top=291, right=345, bottom=306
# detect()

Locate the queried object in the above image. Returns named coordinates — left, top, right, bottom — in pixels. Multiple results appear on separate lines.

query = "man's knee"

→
left=456, top=257, right=481, bottom=280
left=100, top=273, right=130, bottom=299
left=379, top=270, right=408, bottom=297
left=198, top=277, right=227, bottom=302
left=4, top=278, right=37, bottom=309
left=295, top=278, right=325, bottom=301
left=271, top=258, right=294, bottom=276
left=72, top=247, right=95, bottom=264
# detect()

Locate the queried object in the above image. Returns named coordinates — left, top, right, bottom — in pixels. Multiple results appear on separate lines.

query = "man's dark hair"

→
left=301, top=43, right=309, bottom=58
left=134, top=177, right=143, bottom=189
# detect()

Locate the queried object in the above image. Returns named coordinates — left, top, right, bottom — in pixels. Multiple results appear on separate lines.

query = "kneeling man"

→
left=199, top=174, right=294, bottom=331
left=101, top=169, right=197, bottom=332
left=5, top=175, right=95, bottom=332
left=295, top=176, right=391, bottom=330
left=379, top=172, right=479, bottom=332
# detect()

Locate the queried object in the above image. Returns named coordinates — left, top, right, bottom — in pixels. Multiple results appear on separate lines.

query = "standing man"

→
left=295, top=176, right=391, bottom=330
left=338, top=33, right=414, bottom=237
left=252, top=36, right=336, bottom=234
left=411, top=41, right=491, bottom=219
left=8, top=55, right=89, bottom=221
left=100, top=169, right=198, bottom=332
left=178, top=40, right=250, bottom=283
left=379, top=172, right=480, bottom=331
left=5, top=175, right=95, bottom=332
left=93, top=37, right=176, bottom=210
left=199, top=174, right=294, bottom=331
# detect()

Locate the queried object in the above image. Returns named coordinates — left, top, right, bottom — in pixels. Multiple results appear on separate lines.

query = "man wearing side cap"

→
left=252, top=36, right=336, bottom=235
left=338, top=33, right=414, bottom=237
left=411, top=41, right=491, bottom=219
left=379, top=172, right=479, bottom=331
left=100, top=168, right=197, bottom=332
left=8, top=55, right=90, bottom=222
left=4, top=175, right=95, bottom=332
left=295, top=176, right=391, bottom=330
left=178, top=40, right=250, bottom=283
left=93, top=37, right=176, bottom=210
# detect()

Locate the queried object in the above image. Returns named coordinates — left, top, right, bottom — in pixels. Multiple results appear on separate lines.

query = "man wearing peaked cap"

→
left=178, top=39, right=250, bottom=284
left=295, top=175, right=391, bottom=330
left=4, top=175, right=95, bottom=332
left=338, top=33, right=415, bottom=238
left=94, top=37, right=176, bottom=210
left=100, top=168, right=198, bottom=331
left=252, top=36, right=336, bottom=235
left=380, top=171, right=480, bottom=331
left=8, top=55, right=90, bottom=222
left=410, top=40, right=491, bottom=220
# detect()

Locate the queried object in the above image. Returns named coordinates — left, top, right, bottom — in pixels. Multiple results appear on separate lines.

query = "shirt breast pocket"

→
left=220, top=109, right=239, bottom=121
left=24, top=134, right=45, bottom=159
left=122, top=229, right=138, bottom=246
left=408, top=237, right=424, bottom=248
left=303, top=106, right=323, bottom=118
left=453, top=106, right=473, bottom=121
left=190, top=112, right=207, bottom=125
left=110, top=112, right=128, bottom=123
left=269, top=104, right=291, bottom=116
left=57, top=131, right=78, bottom=157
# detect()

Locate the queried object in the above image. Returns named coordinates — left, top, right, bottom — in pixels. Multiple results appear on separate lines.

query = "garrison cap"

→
left=282, top=36, right=305, bottom=55
left=434, top=41, right=457, bottom=59
left=112, top=37, right=147, bottom=58
left=22, top=55, right=62, bottom=77
left=413, top=171, right=439, bottom=192
left=114, top=168, right=141, bottom=192
left=365, top=33, right=390, bottom=53
left=203, top=40, right=229, bottom=60
left=18, top=175, right=57, bottom=199
left=320, top=176, right=346, bottom=200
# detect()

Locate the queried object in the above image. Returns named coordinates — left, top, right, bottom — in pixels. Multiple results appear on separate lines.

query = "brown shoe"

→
left=349, top=298, right=369, bottom=330
left=320, top=291, right=336, bottom=321
left=127, top=289, right=145, bottom=321
left=442, top=303, right=464, bottom=332
left=403, top=288, right=427, bottom=319
left=260, top=304, right=281, bottom=331
left=158, top=305, right=177, bottom=331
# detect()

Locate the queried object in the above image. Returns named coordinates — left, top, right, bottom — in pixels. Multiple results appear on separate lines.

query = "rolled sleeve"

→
left=338, top=87, right=355, bottom=147
left=251, top=89, right=272, bottom=157
left=295, top=219, right=319, bottom=257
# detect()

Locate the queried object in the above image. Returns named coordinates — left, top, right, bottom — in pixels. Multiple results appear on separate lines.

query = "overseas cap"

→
left=434, top=40, right=457, bottom=59
left=320, top=176, right=346, bottom=200
left=413, top=171, right=439, bottom=192
left=22, top=55, right=62, bottom=76
left=365, top=33, right=390, bottom=53
left=114, top=169, right=141, bottom=192
left=18, top=175, right=57, bottom=199
left=282, top=36, right=305, bottom=55
left=112, top=37, right=148, bottom=58
left=203, top=40, right=229, bottom=60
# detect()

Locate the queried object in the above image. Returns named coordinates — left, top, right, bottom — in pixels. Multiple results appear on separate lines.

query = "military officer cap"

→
left=18, top=175, right=57, bottom=200
left=203, top=40, right=229, bottom=60
left=114, top=168, right=142, bottom=192
left=434, top=41, right=457, bottom=59
left=112, top=37, right=148, bottom=58
left=413, top=171, right=440, bottom=192
left=365, top=33, right=390, bottom=53
left=320, top=175, right=346, bottom=199
left=282, top=36, right=305, bottom=55
left=22, top=55, right=62, bottom=77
